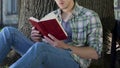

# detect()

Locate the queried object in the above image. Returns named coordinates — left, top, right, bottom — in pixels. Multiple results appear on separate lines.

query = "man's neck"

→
left=61, top=2, right=75, bottom=22
left=62, top=2, right=75, bottom=13
left=61, top=12, right=72, bottom=22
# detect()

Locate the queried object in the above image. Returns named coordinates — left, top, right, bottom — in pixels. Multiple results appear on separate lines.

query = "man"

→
left=0, top=0, right=103, bottom=68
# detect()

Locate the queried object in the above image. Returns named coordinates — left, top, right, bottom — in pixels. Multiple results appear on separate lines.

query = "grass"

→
left=0, top=66, right=9, bottom=68
left=0, top=27, right=2, bottom=31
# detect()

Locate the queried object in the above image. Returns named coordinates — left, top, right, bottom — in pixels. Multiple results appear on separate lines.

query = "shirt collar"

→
left=72, top=3, right=83, bottom=16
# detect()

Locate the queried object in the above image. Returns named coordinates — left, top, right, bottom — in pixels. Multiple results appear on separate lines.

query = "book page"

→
left=29, top=12, right=57, bottom=22
left=29, top=17, right=40, bottom=22
left=40, top=12, right=57, bottom=21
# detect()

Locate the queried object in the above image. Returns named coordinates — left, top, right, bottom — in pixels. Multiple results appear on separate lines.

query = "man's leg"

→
left=10, top=42, right=80, bottom=68
left=0, top=27, right=34, bottom=63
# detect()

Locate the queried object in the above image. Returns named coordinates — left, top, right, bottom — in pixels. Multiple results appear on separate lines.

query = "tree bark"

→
left=18, top=0, right=57, bottom=37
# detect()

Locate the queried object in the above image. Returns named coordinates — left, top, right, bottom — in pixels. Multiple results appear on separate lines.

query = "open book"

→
left=29, top=12, right=67, bottom=40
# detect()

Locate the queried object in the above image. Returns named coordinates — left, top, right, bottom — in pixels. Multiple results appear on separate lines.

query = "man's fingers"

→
left=44, top=36, right=54, bottom=45
left=32, top=36, right=41, bottom=40
left=32, top=27, right=35, bottom=30
left=31, top=34, right=41, bottom=37
left=31, top=27, right=39, bottom=34
left=31, top=30, right=39, bottom=34
left=48, top=34, right=57, bottom=41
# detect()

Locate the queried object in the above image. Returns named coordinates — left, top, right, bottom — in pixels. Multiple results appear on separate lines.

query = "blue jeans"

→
left=0, top=27, right=80, bottom=68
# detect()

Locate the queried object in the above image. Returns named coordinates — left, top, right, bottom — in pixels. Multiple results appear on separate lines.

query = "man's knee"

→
left=33, top=42, right=50, bottom=52
left=1, top=27, right=17, bottom=33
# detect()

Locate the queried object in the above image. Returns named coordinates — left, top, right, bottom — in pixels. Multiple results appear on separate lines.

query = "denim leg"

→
left=9, top=42, right=80, bottom=68
left=0, top=27, right=34, bottom=63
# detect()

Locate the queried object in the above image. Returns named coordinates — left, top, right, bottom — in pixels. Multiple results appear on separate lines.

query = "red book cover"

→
left=29, top=17, right=68, bottom=40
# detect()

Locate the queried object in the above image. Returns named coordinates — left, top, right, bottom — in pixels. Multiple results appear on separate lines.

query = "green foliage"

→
left=0, top=66, right=9, bottom=68
left=0, top=28, right=2, bottom=31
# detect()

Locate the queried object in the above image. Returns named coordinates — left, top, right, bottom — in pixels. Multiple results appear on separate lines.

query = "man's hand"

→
left=30, top=27, right=42, bottom=42
left=44, top=34, right=69, bottom=49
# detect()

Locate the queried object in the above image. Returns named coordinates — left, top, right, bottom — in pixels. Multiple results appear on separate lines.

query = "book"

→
left=29, top=13, right=68, bottom=40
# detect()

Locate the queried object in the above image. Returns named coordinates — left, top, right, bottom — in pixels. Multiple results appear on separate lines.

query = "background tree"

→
left=18, top=0, right=57, bottom=37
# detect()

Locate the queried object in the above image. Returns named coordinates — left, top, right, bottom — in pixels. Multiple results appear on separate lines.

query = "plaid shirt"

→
left=46, top=3, right=103, bottom=68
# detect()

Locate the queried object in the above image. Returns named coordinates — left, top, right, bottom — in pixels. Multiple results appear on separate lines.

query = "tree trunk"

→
left=18, top=0, right=57, bottom=37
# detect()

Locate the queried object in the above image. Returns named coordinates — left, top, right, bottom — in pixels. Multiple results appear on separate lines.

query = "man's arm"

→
left=44, top=34, right=99, bottom=60
left=44, top=13, right=103, bottom=60
left=65, top=45, right=99, bottom=59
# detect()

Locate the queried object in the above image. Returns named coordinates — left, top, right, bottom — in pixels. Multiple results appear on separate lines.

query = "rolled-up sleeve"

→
left=87, top=13, right=103, bottom=57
